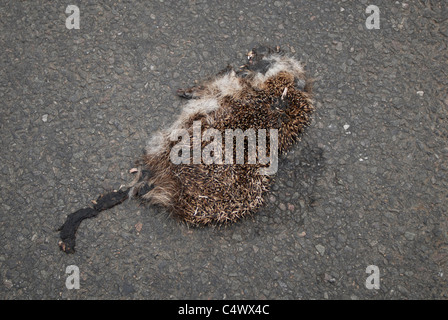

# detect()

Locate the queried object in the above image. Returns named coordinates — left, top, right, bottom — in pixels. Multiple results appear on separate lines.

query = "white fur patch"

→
left=146, top=98, right=220, bottom=155
left=253, top=55, right=305, bottom=87
left=209, top=71, right=242, bottom=98
left=146, top=71, right=244, bottom=155
left=146, top=131, right=165, bottom=155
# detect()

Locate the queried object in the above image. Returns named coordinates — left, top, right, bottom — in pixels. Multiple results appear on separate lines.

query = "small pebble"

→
left=316, top=244, right=325, bottom=255
left=404, top=231, right=416, bottom=241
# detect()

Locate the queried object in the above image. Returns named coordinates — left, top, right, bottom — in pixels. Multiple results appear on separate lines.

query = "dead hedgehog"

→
left=58, top=45, right=314, bottom=253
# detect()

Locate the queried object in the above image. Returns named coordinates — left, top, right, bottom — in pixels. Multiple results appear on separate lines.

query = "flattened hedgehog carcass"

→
left=58, top=46, right=314, bottom=253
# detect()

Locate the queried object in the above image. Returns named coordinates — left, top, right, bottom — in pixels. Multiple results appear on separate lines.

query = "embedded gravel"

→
left=0, top=0, right=447, bottom=299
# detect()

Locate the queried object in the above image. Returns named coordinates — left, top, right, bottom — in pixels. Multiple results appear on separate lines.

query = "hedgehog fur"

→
left=58, top=45, right=314, bottom=253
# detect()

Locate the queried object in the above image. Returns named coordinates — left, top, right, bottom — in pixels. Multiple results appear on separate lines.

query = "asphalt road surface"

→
left=1, top=0, right=447, bottom=299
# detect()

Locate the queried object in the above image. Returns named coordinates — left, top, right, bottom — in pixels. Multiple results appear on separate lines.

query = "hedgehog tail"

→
left=58, top=188, right=130, bottom=254
left=58, top=166, right=154, bottom=254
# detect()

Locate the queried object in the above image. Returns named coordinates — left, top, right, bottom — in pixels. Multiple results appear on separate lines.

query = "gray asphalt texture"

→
left=1, top=0, right=447, bottom=300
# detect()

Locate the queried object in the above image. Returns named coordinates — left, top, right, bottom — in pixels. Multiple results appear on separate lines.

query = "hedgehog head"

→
left=241, top=45, right=308, bottom=92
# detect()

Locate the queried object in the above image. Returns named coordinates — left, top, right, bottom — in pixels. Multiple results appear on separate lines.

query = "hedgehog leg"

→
left=135, top=183, right=155, bottom=197
left=58, top=188, right=129, bottom=254
left=216, top=64, right=234, bottom=76
left=176, top=86, right=204, bottom=99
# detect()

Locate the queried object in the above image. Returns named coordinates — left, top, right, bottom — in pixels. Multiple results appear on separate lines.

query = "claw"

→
left=247, top=50, right=255, bottom=61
